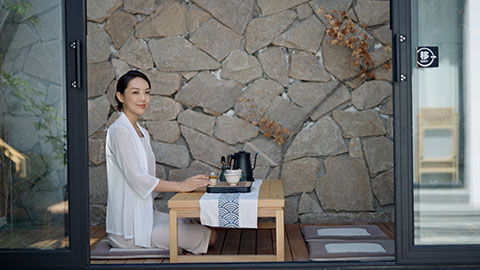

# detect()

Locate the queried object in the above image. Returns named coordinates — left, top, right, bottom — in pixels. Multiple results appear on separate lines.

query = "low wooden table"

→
left=168, top=180, right=285, bottom=263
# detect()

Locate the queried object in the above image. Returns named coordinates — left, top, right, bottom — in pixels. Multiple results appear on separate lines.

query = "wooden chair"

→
left=415, top=107, right=459, bottom=184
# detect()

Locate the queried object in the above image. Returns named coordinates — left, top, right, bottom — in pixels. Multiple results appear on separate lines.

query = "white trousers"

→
left=108, top=210, right=211, bottom=254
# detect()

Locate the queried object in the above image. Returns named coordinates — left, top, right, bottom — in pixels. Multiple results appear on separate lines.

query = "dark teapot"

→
left=231, top=151, right=258, bottom=181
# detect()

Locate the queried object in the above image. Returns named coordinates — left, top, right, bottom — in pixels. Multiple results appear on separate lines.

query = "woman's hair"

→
left=115, top=70, right=151, bottom=111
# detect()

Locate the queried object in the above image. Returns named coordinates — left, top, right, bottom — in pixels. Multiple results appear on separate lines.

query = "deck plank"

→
left=143, top=258, right=165, bottom=263
left=207, top=229, right=226, bottom=255
left=221, top=229, right=241, bottom=255
left=256, top=229, right=273, bottom=255
left=285, top=223, right=309, bottom=261
left=239, top=229, right=256, bottom=255
left=283, top=227, right=293, bottom=262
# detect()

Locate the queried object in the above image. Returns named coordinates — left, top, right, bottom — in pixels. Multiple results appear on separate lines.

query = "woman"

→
left=105, top=70, right=216, bottom=254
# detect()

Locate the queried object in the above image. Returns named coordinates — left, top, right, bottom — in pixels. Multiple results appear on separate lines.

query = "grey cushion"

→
left=308, top=239, right=395, bottom=261
left=302, top=225, right=390, bottom=241
left=91, top=239, right=171, bottom=259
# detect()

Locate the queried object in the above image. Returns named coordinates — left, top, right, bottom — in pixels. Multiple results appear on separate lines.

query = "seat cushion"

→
left=302, top=225, right=390, bottom=241
left=90, top=239, right=171, bottom=259
left=308, top=239, right=395, bottom=261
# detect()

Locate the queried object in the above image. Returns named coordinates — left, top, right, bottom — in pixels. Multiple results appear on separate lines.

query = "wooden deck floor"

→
left=90, top=222, right=395, bottom=264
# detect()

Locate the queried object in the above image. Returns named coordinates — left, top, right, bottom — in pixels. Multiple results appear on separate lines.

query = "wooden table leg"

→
left=169, top=210, right=178, bottom=263
left=275, top=209, right=284, bottom=261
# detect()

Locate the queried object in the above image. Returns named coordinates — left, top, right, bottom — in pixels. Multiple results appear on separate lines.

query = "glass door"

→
left=0, top=0, right=88, bottom=268
left=394, top=0, right=480, bottom=264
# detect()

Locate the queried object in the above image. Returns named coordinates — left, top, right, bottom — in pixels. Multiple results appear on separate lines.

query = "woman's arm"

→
left=154, top=174, right=210, bottom=193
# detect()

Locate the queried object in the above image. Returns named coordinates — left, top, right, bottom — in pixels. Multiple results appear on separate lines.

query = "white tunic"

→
left=105, top=112, right=159, bottom=248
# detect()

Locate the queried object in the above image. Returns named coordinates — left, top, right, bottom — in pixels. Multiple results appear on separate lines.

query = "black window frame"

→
left=394, top=0, right=480, bottom=265
left=2, top=0, right=89, bottom=268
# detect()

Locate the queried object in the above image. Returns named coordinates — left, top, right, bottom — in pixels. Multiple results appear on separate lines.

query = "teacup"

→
left=224, top=169, right=242, bottom=186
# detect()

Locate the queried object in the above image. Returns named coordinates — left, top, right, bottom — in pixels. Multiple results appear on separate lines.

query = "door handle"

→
left=393, top=34, right=407, bottom=82
left=69, top=40, right=81, bottom=88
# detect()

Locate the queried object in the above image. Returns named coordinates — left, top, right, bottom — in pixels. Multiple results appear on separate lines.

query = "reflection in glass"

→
left=0, top=0, right=68, bottom=249
left=412, top=0, right=480, bottom=245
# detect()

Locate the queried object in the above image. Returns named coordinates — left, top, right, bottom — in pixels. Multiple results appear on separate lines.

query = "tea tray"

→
left=206, top=181, right=252, bottom=193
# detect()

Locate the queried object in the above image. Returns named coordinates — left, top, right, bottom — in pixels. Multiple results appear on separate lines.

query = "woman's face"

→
left=116, top=77, right=151, bottom=118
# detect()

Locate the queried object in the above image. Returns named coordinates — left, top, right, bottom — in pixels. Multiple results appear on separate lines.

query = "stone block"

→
left=351, top=80, right=392, bottom=110
left=86, top=0, right=122, bottom=23
left=149, top=37, right=220, bottom=72
left=4, top=23, right=39, bottom=49
left=88, top=131, right=106, bottom=165
left=332, top=109, right=386, bottom=138
left=169, top=160, right=219, bottom=181
left=289, top=51, right=331, bottom=82
left=285, top=116, right=348, bottom=160
left=298, top=192, right=322, bottom=214
left=214, top=116, right=259, bottom=145
left=355, top=0, right=390, bottom=26
left=87, top=61, right=115, bottom=98
left=24, top=40, right=62, bottom=83
left=89, top=164, right=107, bottom=205
left=151, top=141, right=190, bottom=168
left=124, top=0, right=156, bottom=15
left=177, top=109, right=216, bottom=136
left=135, top=0, right=187, bottom=38
left=106, top=80, right=117, bottom=108
left=296, top=3, right=313, bottom=20
left=141, top=96, right=182, bottom=121
left=186, top=4, right=211, bottom=33
left=310, top=84, right=351, bottom=121
left=252, top=166, right=269, bottom=180
left=35, top=5, right=61, bottom=42
left=257, top=0, right=309, bottom=16
left=362, top=136, right=393, bottom=175
left=373, top=24, right=392, bottom=46
left=154, top=164, right=166, bottom=181
left=244, top=138, right=281, bottom=167
left=181, top=126, right=238, bottom=168
left=315, top=156, right=375, bottom=211
left=245, top=10, right=296, bottom=53
left=144, top=70, right=181, bottom=96
left=273, top=15, right=325, bottom=53
left=190, top=18, right=242, bottom=61
left=180, top=72, right=198, bottom=81
left=117, top=37, right=154, bottom=70
left=257, top=47, right=289, bottom=87
left=285, top=195, right=300, bottom=223
left=309, top=0, right=353, bottom=24
left=105, top=10, right=137, bottom=50
left=146, top=120, right=180, bottom=143
left=193, top=0, right=254, bottom=35
left=234, top=79, right=283, bottom=122
left=90, top=205, right=106, bottom=226
left=282, top=157, right=322, bottom=196
left=88, top=95, right=110, bottom=135
left=349, top=137, right=363, bottom=158
left=371, top=169, right=394, bottom=206
left=175, top=72, right=242, bottom=116
left=288, top=81, right=337, bottom=112
left=111, top=58, right=131, bottom=79
left=264, top=96, right=308, bottom=134
left=221, top=49, right=262, bottom=84
left=321, top=38, right=364, bottom=87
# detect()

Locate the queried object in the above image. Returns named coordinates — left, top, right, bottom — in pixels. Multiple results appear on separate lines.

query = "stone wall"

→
left=87, top=0, right=393, bottom=225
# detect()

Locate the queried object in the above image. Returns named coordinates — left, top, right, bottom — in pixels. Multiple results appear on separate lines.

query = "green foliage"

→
left=6, top=0, right=38, bottom=24
left=0, top=71, right=67, bottom=165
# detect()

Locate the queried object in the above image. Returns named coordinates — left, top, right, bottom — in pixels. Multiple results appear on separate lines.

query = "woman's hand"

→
left=178, top=174, right=209, bottom=192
